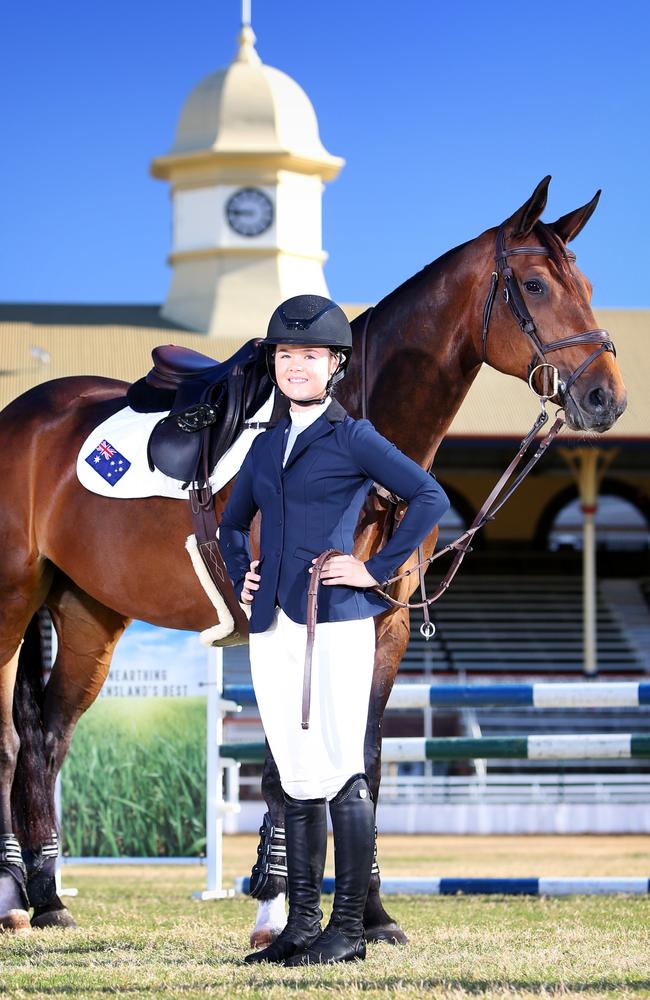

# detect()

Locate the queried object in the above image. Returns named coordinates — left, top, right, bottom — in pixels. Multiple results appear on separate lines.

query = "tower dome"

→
left=153, top=26, right=342, bottom=178
left=151, top=23, right=343, bottom=341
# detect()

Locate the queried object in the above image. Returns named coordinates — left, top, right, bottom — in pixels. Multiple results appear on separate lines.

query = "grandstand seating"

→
left=402, top=575, right=649, bottom=674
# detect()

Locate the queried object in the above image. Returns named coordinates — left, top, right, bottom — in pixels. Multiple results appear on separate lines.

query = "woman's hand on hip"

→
left=312, top=554, right=379, bottom=588
left=241, top=560, right=261, bottom=604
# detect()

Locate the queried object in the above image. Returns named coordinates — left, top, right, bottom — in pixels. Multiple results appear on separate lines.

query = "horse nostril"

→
left=588, top=386, right=609, bottom=410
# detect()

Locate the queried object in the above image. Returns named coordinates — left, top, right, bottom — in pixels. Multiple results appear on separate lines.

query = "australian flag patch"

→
left=85, top=440, right=131, bottom=486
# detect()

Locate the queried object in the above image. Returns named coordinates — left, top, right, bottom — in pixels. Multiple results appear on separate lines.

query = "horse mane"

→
left=368, top=240, right=471, bottom=318
left=358, top=219, right=576, bottom=332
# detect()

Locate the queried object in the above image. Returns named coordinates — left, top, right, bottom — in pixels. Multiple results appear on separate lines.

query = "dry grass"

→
left=1, top=837, right=649, bottom=999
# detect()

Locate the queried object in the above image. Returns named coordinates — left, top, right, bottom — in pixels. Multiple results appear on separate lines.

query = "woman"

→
left=220, top=295, right=449, bottom=965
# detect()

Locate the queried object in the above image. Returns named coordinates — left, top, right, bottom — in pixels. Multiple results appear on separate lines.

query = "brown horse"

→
left=0, top=177, right=626, bottom=937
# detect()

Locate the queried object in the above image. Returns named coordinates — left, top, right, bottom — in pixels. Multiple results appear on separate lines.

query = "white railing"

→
left=234, top=772, right=650, bottom=806
left=378, top=773, right=650, bottom=804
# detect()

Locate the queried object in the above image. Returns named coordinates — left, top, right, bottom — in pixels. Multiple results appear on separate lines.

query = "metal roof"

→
left=0, top=305, right=646, bottom=440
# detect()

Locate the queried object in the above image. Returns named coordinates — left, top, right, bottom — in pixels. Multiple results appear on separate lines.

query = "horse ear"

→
left=549, top=190, right=601, bottom=244
left=506, top=176, right=551, bottom=238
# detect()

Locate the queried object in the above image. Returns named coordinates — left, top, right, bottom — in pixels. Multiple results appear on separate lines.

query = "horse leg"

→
left=23, top=580, right=128, bottom=929
left=0, top=645, right=32, bottom=932
left=249, top=747, right=289, bottom=949
left=0, top=561, right=53, bottom=932
left=362, top=607, right=412, bottom=945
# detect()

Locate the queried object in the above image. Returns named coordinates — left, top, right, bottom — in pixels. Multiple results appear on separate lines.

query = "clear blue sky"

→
left=3, top=0, right=649, bottom=307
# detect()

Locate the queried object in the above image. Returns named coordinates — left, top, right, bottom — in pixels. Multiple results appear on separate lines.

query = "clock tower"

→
left=151, top=22, right=344, bottom=342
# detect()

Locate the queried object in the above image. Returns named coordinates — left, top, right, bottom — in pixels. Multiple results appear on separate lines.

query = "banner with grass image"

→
left=60, top=623, right=208, bottom=857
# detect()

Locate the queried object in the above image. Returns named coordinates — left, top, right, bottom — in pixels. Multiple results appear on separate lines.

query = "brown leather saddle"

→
left=127, top=339, right=272, bottom=485
left=126, top=340, right=288, bottom=646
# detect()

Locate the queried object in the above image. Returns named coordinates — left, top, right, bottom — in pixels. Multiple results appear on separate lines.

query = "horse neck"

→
left=341, top=240, right=487, bottom=467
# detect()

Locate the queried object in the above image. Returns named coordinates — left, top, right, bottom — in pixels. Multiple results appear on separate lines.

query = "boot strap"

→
left=0, top=834, right=26, bottom=877
left=249, top=812, right=288, bottom=898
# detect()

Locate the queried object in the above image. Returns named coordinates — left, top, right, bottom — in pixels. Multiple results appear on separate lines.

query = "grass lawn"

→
left=1, top=836, right=649, bottom=999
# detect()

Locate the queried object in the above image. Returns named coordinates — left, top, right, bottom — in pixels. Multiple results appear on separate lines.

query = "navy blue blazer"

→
left=220, top=399, right=450, bottom=633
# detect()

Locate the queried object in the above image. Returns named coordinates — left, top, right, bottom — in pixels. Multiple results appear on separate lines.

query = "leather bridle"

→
left=482, top=224, right=615, bottom=402
left=324, top=227, right=618, bottom=628
left=300, top=226, right=618, bottom=726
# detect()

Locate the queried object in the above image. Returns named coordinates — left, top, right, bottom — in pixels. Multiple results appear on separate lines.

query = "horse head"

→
left=477, top=175, right=627, bottom=433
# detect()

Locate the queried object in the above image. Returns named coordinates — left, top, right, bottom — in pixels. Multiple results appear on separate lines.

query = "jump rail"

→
left=235, top=875, right=650, bottom=897
left=224, top=681, right=650, bottom=710
left=202, top=662, right=650, bottom=901
left=221, top=734, right=650, bottom=763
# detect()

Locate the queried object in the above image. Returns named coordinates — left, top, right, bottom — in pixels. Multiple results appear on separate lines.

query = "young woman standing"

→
left=221, top=295, right=449, bottom=965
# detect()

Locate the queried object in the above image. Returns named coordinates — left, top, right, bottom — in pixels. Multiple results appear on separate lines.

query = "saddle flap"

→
left=143, top=338, right=272, bottom=484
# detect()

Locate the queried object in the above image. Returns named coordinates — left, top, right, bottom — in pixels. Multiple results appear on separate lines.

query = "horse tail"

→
left=11, top=613, right=57, bottom=849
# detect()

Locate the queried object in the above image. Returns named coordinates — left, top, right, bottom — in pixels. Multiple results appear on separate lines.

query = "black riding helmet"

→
left=264, top=294, right=352, bottom=406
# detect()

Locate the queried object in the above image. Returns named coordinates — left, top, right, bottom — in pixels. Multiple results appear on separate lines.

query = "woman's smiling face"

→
left=274, top=344, right=339, bottom=405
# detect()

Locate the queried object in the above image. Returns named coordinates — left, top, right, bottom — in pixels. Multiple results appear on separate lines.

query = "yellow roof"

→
left=448, top=309, right=648, bottom=440
left=0, top=305, right=646, bottom=440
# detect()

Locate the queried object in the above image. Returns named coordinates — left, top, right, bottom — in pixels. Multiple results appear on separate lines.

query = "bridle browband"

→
left=482, top=224, right=615, bottom=401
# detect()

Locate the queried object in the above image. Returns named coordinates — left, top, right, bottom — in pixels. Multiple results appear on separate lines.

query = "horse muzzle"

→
left=563, top=381, right=627, bottom=433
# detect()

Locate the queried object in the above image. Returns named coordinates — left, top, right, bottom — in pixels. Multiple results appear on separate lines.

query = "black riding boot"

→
left=286, top=774, right=374, bottom=965
left=244, top=793, right=326, bottom=964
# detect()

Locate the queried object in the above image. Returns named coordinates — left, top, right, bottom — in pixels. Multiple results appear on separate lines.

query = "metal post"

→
left=560, top=448, right=616, bottom=678
left=45, top=612, right=77, bottom=898
left=582, top=490, right=598, bottom=677
left=224, top=762, right=241, bottom=835
left=194, top=646, right=236, bottom=900
left=54, top=775, right=77, bottom=898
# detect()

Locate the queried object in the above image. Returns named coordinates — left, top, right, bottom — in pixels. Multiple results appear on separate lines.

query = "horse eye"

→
left=524, top=279, right=545, bottom=295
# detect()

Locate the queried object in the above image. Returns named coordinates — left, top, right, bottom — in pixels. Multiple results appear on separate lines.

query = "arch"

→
left=534, top=477, right=650, bottom=550
left=434, top=480, right=484, bottom=550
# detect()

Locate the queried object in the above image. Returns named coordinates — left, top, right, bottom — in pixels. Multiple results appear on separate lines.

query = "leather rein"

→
left=367, top=224, right=616, bottom=632
left=300, top=226, right=616, bottom=727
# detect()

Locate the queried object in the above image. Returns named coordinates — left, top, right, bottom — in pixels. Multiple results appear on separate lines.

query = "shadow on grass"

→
left=255, top=974, right=650, bottom=994
left=5, top=974, right=650, bottom=996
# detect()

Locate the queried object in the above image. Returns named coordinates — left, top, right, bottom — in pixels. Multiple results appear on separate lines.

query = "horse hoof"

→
left=0, top=909, right=31, bottom=934
left=249, top=927, right=278, bottom=949
left=365, top=922, right=408, bottom=945
left=31, top=906, right=77, bottom=930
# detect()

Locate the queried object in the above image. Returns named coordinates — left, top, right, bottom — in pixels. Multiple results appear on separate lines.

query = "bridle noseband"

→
left=482, top=224, right=616, bottom=403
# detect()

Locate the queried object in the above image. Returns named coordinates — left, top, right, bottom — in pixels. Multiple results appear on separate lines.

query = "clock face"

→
left=225, top=188, right=274, bottom=237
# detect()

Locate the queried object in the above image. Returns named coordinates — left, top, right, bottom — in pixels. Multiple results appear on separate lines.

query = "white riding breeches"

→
left=249, top=607, right=375, bottom=800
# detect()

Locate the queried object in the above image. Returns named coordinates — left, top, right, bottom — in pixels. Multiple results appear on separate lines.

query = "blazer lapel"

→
left=281, top=415, right=334, bottom=474
left=268, top=414, right=290, bottom=480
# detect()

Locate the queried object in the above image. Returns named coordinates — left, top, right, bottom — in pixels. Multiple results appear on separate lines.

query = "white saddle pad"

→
left=77, top=390, right=274, bottom=500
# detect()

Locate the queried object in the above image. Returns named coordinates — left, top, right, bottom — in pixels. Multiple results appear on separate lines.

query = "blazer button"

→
left=275, top=549, right=281, bottom=556
left=276, top=487, right=281, bottom=494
